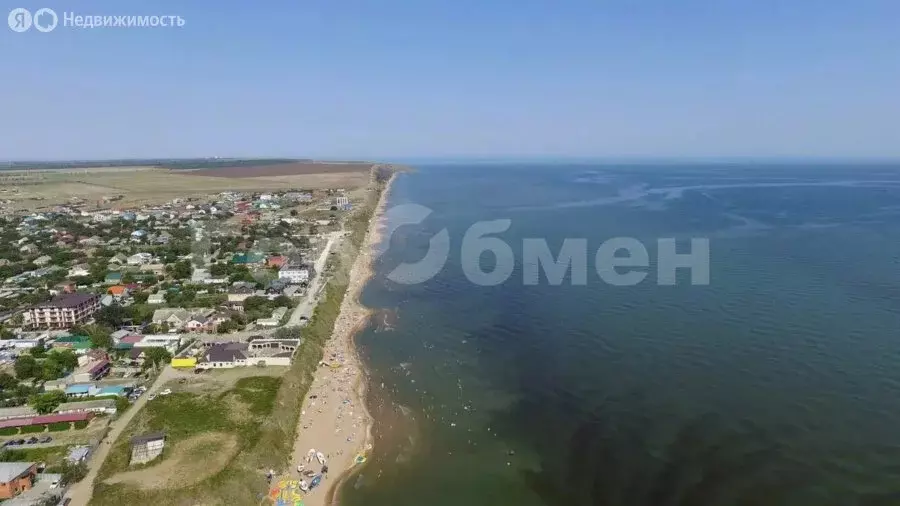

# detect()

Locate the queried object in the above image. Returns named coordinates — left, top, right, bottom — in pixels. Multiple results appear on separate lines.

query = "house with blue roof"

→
left=64, top=384, right=94, bottom=398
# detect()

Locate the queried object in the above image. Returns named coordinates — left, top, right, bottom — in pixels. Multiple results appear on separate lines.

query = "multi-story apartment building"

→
left=24, top=293, right=101, bottom=330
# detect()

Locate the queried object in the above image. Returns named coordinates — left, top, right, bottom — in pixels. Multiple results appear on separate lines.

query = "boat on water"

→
left=310, top=474, right=322, bottom=490
left=316, top=452, right=326, bottom=465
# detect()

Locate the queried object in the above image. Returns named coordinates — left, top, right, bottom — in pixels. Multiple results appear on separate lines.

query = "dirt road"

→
left=64, top=366, right=181, bottom=506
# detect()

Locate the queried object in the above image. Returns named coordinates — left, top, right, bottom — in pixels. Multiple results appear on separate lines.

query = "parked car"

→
left=2, top=440, right=16, bottom=447
left=39, top=436, right=52, bottom=443
left=15, top=439, right=25, bottom=445
left=26, top=437, right=38, bottom=444
left=147, top=394, right=157, bottom=401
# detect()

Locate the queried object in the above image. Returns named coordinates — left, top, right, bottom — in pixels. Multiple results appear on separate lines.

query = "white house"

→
left=127, top=253, right=153, bottom=266
left=278, top=264, right=309, bottom=284
left=255, top=307, right=288, bottom=327
left=147, top=292, right=166, bottom=305
left=68, top=264, right=90, bottom=277
left=133, top=334, right=182, bottom=353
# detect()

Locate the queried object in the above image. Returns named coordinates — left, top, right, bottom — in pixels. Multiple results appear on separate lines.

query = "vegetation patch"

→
left=20, top=425, right=46, bottom=434
left=0, top=427, right=19, bottom=436
left=48, top=422, right=72, bottom=432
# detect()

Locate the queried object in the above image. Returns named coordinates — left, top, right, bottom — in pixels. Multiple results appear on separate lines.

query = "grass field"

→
left=0, top=165, right=372, bottom=209
left=0, top=445, right=70, bottom=469
left=86, top=177, right=385, bottom=505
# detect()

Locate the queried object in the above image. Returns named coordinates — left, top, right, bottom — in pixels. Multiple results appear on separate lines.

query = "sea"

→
left=339, top=162, right=900, bottom=506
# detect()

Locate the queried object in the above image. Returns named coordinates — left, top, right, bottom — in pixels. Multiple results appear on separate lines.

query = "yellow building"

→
left=170, top=357, right=197, bottom=368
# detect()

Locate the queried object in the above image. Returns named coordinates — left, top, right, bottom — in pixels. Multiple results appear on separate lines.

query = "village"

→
left=0, top=184, right=361, bottom=505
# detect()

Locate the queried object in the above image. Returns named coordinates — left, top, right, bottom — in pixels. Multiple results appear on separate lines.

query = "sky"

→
left=1, top=0, right=899, bottom=161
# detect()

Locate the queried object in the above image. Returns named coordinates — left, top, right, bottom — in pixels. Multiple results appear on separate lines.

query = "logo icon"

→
left=8, top=8, right=31, bottom=32
left=33, top=8, right=57, bottom=32
left=7, top=7, right=56, bottom=32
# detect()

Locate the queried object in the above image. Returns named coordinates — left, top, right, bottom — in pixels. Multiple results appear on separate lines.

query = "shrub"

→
left=73, top=420, right=89, bottom=429
left=0, top=427, right=19, bottom=436
left=48, top=422, right=71, bottom=432
left=20, top=424, right=46, bottom=434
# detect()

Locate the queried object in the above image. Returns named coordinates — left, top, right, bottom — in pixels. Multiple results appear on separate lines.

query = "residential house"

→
left=255, top=307, right=288, bottom=327
left=51, top=281, right=77, bottom=295
left=107, top=285, right=129, bottom=298
left=0, top=462, right=37, bottom=500
left=266, top=255, right=288, bottom=268
left=130, top=230, right=148, bottom=242
left=227, top=285, right=255, bottom=303
left=104, top=272, right=123, bottom=285
left=197, top=342, right=249, bottom=369
left=278, top=263, right=310, bottom=284
left=67, top=264, right=89, bottom=278
left=146, top=292, right=166, bottom=305
left=19, top=244, right=37, bottom=255
left=151, top=308, right=191, bottom=330
left=32, top=255, right=52, bottom=267
left=71, top=358, right=111, bottom=383
left=133, top=334, right=182, bottom=353
left=53, top=398, right=117, bottom=416
left=126, top=253, right=153, bottom=266
left=184, top=315, right=217, bottom=333
left=109, top=253, right=128, bottom=265
left=231, top=252, right=265, bottom=265
left=23, top=294, right=101, bottom=330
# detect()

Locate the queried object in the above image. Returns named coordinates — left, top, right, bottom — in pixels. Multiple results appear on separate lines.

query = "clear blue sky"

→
left=2, top=0, right=899, bottom=160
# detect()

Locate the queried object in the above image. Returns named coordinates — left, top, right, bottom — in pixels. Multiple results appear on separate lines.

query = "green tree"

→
left=81, top=324, right=114, bottom=349
left=47, top=349, right=78, bottom=370
left=217, top=320, right=237, bottom=333
left=143, top=347, right=172, bottom=371
left=29, top=390, right=67, bottom=414
left=29, top=344, right=47, bottom=359
left=95, top=305, right=129, bottom=327
left=167, top=260, right=192, bottom=280
left=59, top=460, right=88, bottom=484
left=14, top=355, right=39, bottom=379
left=209, top=263, right=228, bottom=276
left=41, top=359, right=64, bottom=381
left=0, top=372, right=18, bottom=390
left=273, top=326, right=302, bottom=340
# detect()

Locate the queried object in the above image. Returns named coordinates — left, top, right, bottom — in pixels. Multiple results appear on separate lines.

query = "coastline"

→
left=285, top=172, right=395, bottom=506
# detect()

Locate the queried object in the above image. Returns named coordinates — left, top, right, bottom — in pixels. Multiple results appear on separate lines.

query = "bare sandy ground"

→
left=283, top=175, right=395, bottom=506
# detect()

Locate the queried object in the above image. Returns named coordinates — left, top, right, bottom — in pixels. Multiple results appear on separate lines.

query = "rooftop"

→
left=33, top=293, right=99, bottom=309
left=0, top=462, right=35, bottom=483
left=131, top=431, right=166, bottom=446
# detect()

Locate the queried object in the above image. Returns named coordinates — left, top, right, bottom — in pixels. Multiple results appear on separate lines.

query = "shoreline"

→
left=284, top=172, right=396, bottom=506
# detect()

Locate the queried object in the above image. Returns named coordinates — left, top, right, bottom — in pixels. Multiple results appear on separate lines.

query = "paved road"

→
left=286, top=231, right=342, bottom=326
left=65, top=366, right=181, bottom=506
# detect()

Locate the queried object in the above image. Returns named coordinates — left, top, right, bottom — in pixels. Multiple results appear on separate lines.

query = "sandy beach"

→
left=282, top=175, right=394, bottom=506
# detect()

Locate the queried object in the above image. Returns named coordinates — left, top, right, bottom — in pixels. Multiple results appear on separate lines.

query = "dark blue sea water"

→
left=341, top=163, right=900, bottom=506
